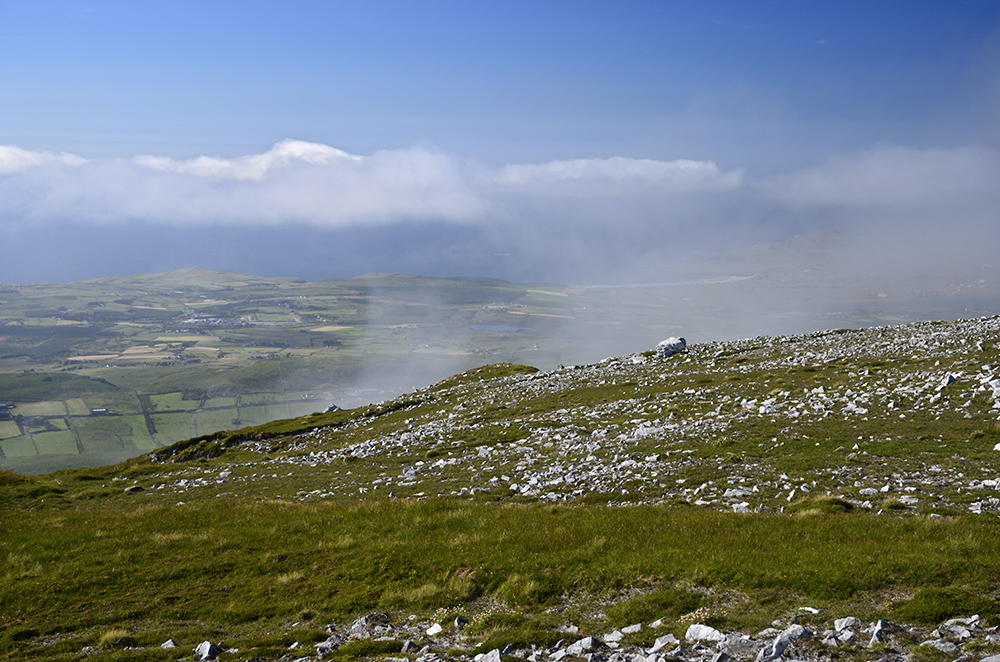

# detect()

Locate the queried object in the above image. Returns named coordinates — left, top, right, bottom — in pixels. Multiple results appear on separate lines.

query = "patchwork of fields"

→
left=0, top=270, right=689, bottom=472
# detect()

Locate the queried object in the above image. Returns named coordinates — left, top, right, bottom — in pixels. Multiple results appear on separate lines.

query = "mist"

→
left=3, top=141, right=997, bottom=295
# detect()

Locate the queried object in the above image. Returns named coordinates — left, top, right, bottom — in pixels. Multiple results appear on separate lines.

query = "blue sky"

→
left=1, top=0, right=999, bottom=283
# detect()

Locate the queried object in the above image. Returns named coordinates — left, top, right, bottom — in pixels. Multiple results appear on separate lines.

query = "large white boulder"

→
left=656, top=337, right=687, bottom=358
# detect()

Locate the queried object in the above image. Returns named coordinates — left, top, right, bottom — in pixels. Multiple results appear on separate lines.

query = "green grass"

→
left=893, top=588, right=999, bottom=625
left=3, top=495, right=1000, bottom=659
left=0, top=436, right=36, bottom=458
left=14, top=401, right=68, bottom=417
left=31, top=430, right=78, bottom=455
left=3, top=286, right=1000, bottom=659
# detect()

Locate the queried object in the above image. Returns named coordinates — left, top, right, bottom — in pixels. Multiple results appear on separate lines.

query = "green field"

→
left=0, top=421, right=20, bottom=440
left=147, top=391, right=193, bottom=411
left=30, top=430, right=77, bottom=455
left=14, top=401, right=67, bottom=417
left=0, top=436, right=35, bottom=458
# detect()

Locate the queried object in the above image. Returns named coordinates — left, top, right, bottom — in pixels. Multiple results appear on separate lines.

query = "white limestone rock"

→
left=655, top=337, right=687, bottom=358
left=648, top=634, right=679, bottom=653
left=685, top=623, right=726, bottom=643
left=194, top=641, right=222, bottom=661
left=755, top=624, right=810, bottom=662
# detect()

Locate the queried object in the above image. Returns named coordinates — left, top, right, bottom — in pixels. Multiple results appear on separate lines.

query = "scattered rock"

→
left=755, top=624, right=810, bottom=662
left=834, top=617, right=859, bottom=632
left=921, top=639, right=959, bottom=654
left=566, top=636, right=606, bottom=655
left=648, top=634, right=680, bottom=653
left=194, top=641, right=222, bottom=661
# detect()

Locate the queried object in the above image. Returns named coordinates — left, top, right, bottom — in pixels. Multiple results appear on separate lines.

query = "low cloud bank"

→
left=0, top=140, right=997, bottom=285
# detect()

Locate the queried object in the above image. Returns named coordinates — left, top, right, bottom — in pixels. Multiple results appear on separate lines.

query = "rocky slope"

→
left=148, top=316, right=1000, bottom=516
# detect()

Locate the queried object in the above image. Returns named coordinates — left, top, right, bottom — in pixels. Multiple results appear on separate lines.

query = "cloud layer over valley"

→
left=1, top=139, right=997, bottom=289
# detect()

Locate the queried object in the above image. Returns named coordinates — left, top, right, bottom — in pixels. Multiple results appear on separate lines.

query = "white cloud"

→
left=760, top=145, right=1000, bottom=208
left=0, top=141, right=751, bottom=229
left=499, top=156, right=743, bottom=191
left=0, top=145, right=86, bottom=173
left=134, top=139, right=360, bottom=180
left=1, top=141, right=485, bottom=227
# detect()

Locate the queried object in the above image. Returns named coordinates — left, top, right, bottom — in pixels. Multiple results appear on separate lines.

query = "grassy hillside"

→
left=2, top=316, right=1000, bottom=661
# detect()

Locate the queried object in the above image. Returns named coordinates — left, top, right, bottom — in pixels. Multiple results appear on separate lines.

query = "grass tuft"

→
left=97, top=628, right=137, bottom=649
left=788, top=495, right=855, bottom=515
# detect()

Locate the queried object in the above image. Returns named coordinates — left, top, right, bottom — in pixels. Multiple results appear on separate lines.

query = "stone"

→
left=719, top=633, right=761, bottom=659
left=648, top=634, right=680, bottom=653
left=979, top=655, right=1000, bottom=662
left=160, top=639, right=177, bottom=649
left=426, top=623, right=443, bottom=636
left=685, top=623, right=725, bottom=643
left=480, top=649, right=502, bottom=662
left=755, top=624, right=810, bottom=662
left=566, top=637, right=606, bottom=655
left=920, top=639, right=958, bottom=654
left=194, top=641, right=222, bottom=660
left=455, top=617, right=470, bottom=629
left=939, top=374, right=959, bottom=390
left=316, top=635, right=342, bottom=656
left=656, top=337, right=687, bottom=358
left=945, top=614, right=980, bottom=627
left=868, top=619, right=887, bottom=647
left=621, top=624, right=642, bottom=634
left=834, top=617, right=859, bottom=632
left=711, top=652, right=731, bottom=662
left=402, top=640, right=420, bottom=653
left=350, top=613, right=388, bottom=635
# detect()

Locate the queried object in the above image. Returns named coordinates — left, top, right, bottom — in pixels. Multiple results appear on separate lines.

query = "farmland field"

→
left=0, top=436, right=35, bottom=457
left=0, top=421, right=21, bottom=439
left=31, top=430, right=78, bottom=455
left=15, top=401, right=67, bottom=417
